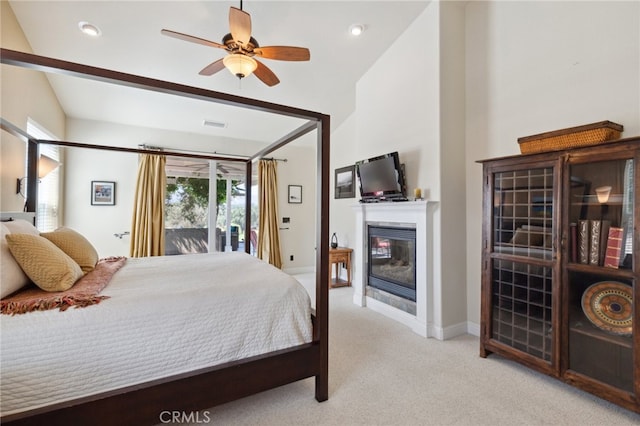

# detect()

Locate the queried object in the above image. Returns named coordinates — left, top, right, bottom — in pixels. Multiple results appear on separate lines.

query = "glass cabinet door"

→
left=566, top=158, right=634, bottom=392
left=490, top=167, right=555, bottom=362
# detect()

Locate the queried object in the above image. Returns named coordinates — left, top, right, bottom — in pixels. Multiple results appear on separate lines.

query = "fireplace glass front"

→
left=368, top=225, right=416, bottom=301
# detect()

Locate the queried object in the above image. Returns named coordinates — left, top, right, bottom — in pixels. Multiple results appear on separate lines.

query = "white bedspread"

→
left=0, top=252, right=312, bottom=416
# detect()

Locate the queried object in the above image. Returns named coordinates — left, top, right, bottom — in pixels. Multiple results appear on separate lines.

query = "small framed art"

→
left=334, top=165, right=356, bottom=199
left=91, top=181, right=115, bottom=205
left=288, top=185, right=302, bottom=204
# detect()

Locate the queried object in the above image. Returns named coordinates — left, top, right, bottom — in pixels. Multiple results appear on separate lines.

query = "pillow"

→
left=510, top=228, right=544, bottom=246
left=5, top=233, right=83, bottom=292
left=1, top=224, right=31, bottom=298
left=4, top=219, right=39, bottom=236
left=41, top=227, right=99, bottom=273
left=523, top=225, right=552, bottom=248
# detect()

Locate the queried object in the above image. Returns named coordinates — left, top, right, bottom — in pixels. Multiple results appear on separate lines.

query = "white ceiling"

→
left=8, top=0, right=428, bottom=151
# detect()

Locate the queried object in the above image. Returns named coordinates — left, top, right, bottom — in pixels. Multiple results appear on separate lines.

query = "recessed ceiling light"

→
left=78, top=21, right=101, bottom=37
left=349, top=24, right=365, bottom=36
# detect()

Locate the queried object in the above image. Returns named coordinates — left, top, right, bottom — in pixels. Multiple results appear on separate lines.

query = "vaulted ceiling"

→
left=8, top=1, right=429, bottom=149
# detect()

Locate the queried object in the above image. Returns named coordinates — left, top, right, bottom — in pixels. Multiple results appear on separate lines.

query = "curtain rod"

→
left=138, top=144, right=248, bottom=160
left=139, top=144, right=287, bottom=162
left=35, top=139, right=247, bottom=162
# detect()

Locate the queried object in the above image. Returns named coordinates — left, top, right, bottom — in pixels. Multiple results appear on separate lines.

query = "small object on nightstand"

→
left=331, top=232, right=338, bottom=249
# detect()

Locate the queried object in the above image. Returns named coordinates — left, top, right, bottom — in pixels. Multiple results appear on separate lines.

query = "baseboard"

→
left=283, top=266, right=314, bottom=275
left=431, top=321, right=478, bottom=340
left=466, top=321, right=480, bottom=337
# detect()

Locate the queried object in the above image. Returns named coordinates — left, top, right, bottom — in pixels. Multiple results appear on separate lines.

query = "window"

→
left=27, top=120, right=60, bottom=232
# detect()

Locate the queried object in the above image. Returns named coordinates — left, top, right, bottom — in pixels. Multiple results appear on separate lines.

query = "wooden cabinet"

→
left=478, top=137, right=639, bottom=413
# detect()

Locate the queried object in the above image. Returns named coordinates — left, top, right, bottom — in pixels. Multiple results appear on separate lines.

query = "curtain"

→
left=257, top=159, right=282, bottom=268
left=130, top=154, right=166, bottom=257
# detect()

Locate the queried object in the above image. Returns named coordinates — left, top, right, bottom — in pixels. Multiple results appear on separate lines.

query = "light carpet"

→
left=193, top=282, right=640, bottom=425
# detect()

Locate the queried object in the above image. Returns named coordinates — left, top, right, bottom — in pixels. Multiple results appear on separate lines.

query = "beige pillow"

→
left=5, top=233, right=83, bottom=292
left=41, top=227, right=99, bottom=273
left=510, top=228, right=544, bottom=246
left=4, top=219, right=40, bottom=236
left=1, top=224, right=31, bottom=298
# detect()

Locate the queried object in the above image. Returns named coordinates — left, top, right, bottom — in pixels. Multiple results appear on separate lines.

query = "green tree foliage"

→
left=165, top=177, right=246, bottom=229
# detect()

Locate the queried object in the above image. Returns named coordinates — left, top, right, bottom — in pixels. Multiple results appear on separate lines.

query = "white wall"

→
left=0, top=1, right=66, bottom=213
left=332, top=0, right=640, bottom=338
left=353, top=2, right=467, bottom=334
left=464, top=1, right=640, bottom=328
left=352, top=1, right=469, bottom=335
left=329, top=112, right=357, bottom=250
left=65, top=118, right=317, bottom=261
left=270, top=137, right=317, bottom=272
left=438, top=1, right=468, bottom=332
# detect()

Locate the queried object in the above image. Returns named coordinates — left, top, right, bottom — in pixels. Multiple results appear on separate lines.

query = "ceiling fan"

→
left=161, top=1, right=310, bottom=87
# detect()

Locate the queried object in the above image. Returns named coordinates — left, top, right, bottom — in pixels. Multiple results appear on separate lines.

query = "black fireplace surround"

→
left=367, top=225, right=416, bottom=301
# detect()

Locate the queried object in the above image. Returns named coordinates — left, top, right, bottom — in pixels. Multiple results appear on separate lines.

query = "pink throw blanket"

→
left=1, top=256, right=126, bottom=315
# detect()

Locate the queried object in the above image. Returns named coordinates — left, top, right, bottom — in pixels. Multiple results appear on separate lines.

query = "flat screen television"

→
left=356, top=151, right=407, bottom=202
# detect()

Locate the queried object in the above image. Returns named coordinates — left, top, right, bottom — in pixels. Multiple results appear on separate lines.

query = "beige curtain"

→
left=257, top=159, right=282, bottom=268
left=130, top=154, right=166, bottom=257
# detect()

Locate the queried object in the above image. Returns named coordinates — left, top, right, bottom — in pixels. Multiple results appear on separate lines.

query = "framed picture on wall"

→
left=334, top=165, right=356, bottom=199
left=288, top=185, right=302, bottom=204
left=91, top=181, right=115, bottom=205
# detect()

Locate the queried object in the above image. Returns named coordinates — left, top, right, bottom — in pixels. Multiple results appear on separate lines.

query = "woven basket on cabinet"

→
left=518, top=121, right=623, bottom=154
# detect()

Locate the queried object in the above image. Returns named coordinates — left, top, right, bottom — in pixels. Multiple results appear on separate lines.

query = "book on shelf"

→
left=604, top=227, right=624, bottom=269
left=598, top=220, right=611, bottom=266
left=577, top=220, right=589, bottom=264
left=588, top=220, right=601, bottom=265
left=569, top=222, right=577, bottom=263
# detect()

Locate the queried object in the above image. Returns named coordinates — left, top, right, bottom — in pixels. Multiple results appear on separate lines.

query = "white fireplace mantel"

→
left=352, top=200, right=438, bottom=338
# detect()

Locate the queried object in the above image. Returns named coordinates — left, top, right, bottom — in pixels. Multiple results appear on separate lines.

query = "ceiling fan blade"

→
left=199, top=59, right=226, bottom=76
left=253, top=60, right=280, bottom=87
left=161, top=29, right=226, bottom=50
left=229, top=6, right=252, bottom=47
left=254, top=46, right=310, bottom=61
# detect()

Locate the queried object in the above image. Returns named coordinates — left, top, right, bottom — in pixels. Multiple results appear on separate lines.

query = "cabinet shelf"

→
left=572, top=194, right=624, bottom=206
left=569, top=307, right=632, bottom=349
left=566, top=263, right=634, bottom=279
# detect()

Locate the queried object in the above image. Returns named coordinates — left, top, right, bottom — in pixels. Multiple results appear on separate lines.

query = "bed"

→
left=0, top=48, right=330, bottom=425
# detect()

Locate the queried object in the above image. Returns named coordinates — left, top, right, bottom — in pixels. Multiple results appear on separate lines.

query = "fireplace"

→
left=353, top=201, right=434, bottom=338
left=368, top=226, right=416, bottom=301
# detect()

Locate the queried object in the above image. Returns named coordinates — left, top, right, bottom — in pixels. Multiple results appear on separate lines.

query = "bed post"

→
left=315, top=114, right=330, bottom=402
left=25, top=139, right=38, bottom=213
left=244, top=160, right=252, bottom=254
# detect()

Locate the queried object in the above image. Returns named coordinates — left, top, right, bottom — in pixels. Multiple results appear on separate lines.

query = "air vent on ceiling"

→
left=203, top=120, right=227, bottom=129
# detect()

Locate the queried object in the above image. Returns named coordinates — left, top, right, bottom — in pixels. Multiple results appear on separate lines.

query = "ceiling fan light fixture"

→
left=78, top=21, right=101, bottom=37
left=223, top=54, right=257, bottom=79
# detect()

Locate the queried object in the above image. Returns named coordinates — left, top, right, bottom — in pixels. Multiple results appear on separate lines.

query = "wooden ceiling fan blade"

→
left=229, top=6, right=252, bottom=47
left=199, top=59, right=226, bottom=76
left=254, top=46, right=310, bottom=61
left=161, top=29, right=226, bottom=49
left=253, top=60, right=280, bottom=87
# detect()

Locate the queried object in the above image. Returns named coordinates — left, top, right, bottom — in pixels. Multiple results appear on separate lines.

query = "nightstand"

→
left=329, top=247, right=352, bottom=288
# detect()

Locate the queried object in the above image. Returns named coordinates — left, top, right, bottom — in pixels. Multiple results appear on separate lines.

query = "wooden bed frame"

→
left=0, top=48, right=330, bottom=426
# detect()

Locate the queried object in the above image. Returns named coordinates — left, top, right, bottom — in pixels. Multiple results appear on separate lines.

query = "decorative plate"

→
left=581, top=281, right=633, bottom=336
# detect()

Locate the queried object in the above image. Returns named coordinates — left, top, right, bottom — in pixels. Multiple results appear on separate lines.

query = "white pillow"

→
left=1, top=223, right=31, bottom=298
left=4, top=219, right=39, bottom=236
